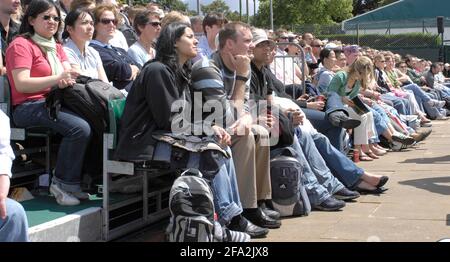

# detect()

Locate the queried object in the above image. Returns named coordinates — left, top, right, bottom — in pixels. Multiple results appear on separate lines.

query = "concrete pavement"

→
left=254, top=120, right=450, bottom=242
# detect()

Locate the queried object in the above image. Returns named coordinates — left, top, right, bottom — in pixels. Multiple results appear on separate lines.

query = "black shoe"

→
left=258, top=201, right=280, bottom=220
left=333, top=188, right=360, bottom=201
left=329, top=112, right=361, bottom=129
left=313, top=196, right=346, bottom=211
left=354, top=186, right=388, bottom=195
left=228, top=215, right=269, bottom=239
left=243, top=208, right=281, bottom=229
left=376, top=176, right=389, bottom=188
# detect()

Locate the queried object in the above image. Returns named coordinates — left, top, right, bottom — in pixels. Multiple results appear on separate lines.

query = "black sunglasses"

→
left=99, top=18, right=118, bottom=25
left=43, top=15, right=61, bottom=22
left=147, top=21, right=161, bottom=27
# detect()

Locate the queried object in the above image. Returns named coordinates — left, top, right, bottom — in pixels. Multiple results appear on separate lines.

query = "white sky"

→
left=183, top=0, right=260, bottom=13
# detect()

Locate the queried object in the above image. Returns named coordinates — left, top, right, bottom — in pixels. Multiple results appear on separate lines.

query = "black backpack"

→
left=166, top=168, right=217, bottom=242
left=270, top=147, right=311, bottom=217
left=46, top=76, right=124, bottom=136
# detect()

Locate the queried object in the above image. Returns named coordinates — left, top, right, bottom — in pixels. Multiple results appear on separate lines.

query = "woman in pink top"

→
left=6, top=0, right=89, bottom=206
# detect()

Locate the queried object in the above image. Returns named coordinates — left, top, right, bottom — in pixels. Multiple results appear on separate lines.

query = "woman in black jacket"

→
left=115, top=22, right=267, bottom=239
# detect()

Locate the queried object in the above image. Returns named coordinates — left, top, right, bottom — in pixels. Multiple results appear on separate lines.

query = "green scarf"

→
left=31, top=34, right=64, bottom=76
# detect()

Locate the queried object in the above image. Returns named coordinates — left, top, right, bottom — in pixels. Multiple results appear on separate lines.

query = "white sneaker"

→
left=71, top=191, right=90, bottom=200
left=391, top=141, right=408, bottom=151
left=50, top=183, right=80, bottom=206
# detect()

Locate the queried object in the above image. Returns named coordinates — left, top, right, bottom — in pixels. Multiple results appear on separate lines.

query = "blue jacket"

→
left=89, top=40, right=141, bottom=91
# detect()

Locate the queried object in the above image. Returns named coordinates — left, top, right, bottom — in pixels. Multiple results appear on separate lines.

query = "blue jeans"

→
left=403, top=84, right=430, bottom=104
left=0, top=198, right=29, bottom=242
left=303, top=108, right=345, bottom=152
left=370, top=105, right=388, bottom=137
left=403, top=84, right=441, bottom=118
left=325, top=91, right=349, bottom=116
left=310, top=132, right=364, bottom=188
left=209, top=149, right=243, bottom=225
left=291, top=128, right=344, bottom=206
left=13, top=100, right=91, bottom=192
left=381, top=94, right=410, bottom=115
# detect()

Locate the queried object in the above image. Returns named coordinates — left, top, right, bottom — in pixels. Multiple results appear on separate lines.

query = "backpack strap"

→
left=279, top=147, right=298, bottom=158
left=180, top=168, right=203, bottom=178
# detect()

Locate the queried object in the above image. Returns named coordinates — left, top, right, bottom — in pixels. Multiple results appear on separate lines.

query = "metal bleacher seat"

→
left=0, top=75, right=52, bottom=184
left=101, top=98, right=176, bottom=241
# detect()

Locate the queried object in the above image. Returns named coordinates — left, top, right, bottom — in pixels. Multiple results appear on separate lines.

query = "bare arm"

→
left=97, top=65, right=109, bottom=83
left=11, top=68, right=76, bottom=93
left=294, top=62, right=308, bottom=81
left=0, top=175, right=10, bottom=219
left=229, top=53, right=250, bottom=115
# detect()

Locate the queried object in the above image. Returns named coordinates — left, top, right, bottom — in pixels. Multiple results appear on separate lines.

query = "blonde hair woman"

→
left=327, top=56, right=378, bottom=161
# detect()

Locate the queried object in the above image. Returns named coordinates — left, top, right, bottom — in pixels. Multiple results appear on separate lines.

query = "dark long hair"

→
left=318, top=48, right=335, bottom=66
left=62, top=9, right=94, bottom=40
left=19, top=0, right=62, bottom=41
left=155, top=22, right=191, bottom=86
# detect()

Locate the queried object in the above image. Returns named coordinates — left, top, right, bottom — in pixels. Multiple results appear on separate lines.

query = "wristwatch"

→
left=235, top=75, right=249, bottom=82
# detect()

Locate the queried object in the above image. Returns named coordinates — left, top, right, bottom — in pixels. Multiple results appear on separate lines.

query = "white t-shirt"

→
left=0, top=111, right=14, bottom=178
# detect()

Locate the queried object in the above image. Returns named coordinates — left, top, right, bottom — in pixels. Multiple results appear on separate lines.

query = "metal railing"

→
left=271, top=42, right=307, bottom=98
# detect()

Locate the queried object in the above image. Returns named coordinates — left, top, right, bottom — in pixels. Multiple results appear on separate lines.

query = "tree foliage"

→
left=255, top=0, right=353, bottom=29
left=199, top=0, right=244, bottom=22
left=133, top=0, right=188, bottom=12
left=352, top=0, right=399, bottom=16
left=201, top=0, right=230, bottom=14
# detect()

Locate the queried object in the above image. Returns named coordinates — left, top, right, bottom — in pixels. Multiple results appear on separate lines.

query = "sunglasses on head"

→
left=147, top=21, right=161, bottom=27
left=99, top=18, right=118, bottom=25
left=43, top=15, right=61, bottom=22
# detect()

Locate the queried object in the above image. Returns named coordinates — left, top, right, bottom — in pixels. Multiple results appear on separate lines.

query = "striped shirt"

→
left=191, top=52, right=251, bottom=128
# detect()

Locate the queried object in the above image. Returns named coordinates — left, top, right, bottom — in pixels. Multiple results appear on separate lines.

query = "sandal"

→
left=359, top=153, right=373, bottom=161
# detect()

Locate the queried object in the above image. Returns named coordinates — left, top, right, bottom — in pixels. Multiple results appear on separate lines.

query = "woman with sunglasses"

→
left=90, top=4, right=141, bottom=91
left=6, top=0, right=92, bottom=206
left=62, top=9, right=108, bottom=82
left=127, top=10, right=161, bottom=67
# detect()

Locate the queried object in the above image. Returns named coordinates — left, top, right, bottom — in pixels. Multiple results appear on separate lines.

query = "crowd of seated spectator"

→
left=2, top=0, right=449, bottom=242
